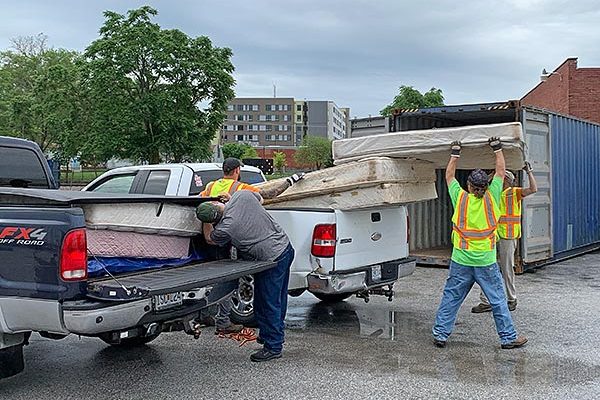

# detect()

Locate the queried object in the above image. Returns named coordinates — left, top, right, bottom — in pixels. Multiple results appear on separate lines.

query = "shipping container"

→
left=390, top=101, right=600, bottom=271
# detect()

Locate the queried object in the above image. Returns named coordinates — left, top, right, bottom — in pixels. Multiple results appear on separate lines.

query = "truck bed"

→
left=87, top=259, right=275, bottom=301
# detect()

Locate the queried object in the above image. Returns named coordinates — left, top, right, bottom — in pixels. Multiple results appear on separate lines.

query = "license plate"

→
left=371, top=265, right=382, bottom=281
left=153, top=292, right=183, bottom=311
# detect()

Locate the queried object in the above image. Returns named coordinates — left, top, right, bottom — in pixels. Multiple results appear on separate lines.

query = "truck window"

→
left=141, top=170, right=171, bottom=195
left=189, top=170, right=266, bottom=195
left=0, top=146, right=50, bottom=188
left=91, top=174, right=136, bottom=193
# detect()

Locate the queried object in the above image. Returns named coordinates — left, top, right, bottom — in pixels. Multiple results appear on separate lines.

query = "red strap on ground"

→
left=217, top=327, right=257, bottom=347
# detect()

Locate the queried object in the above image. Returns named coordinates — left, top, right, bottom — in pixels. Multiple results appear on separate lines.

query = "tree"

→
left=222, top=142, right=247, bottom=160
left=273, top=151, right=287, bottom=173
left=242, top=146, right=258, bottom=159
left=83, top=6, right=235, bottom=164
left=380, top=85, right=444, bottom=116
left=294, top=135, right=332, bottom=170
left=0, top=34, right=87, bottom=162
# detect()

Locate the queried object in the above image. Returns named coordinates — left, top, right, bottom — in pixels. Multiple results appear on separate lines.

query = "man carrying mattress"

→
left=196, top=190, right=295, bottom=362
left=199, top=158, right=303, bottom=336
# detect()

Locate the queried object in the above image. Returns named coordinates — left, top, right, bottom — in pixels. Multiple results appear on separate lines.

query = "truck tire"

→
left=229, top=275, right=257, bottom=327
left=100, top=332, right=161, bottom=347
left=0, top=344, right=25, bottom=379
left=312, top=293, right=353, bottom=303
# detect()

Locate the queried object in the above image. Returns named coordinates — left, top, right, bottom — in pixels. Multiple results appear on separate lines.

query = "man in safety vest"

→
left=472, top=163, right=538, bottom=313
left=432, top=137, right=527, bottom=349
left=200, top=157, right=304, bottom=335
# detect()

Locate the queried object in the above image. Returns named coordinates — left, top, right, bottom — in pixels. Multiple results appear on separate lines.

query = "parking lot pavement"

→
left=2, top=251, right=599, bottom=400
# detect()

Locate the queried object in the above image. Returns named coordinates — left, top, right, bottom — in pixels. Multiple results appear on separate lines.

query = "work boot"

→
left=256, top=337, right=264, bottom=345
left=250, top=348, right=282, bottom=362
left=508, top=301, right=517, bottom=311
left=433, top=338, right=447, bottom=348
left=215, top=323, right=244, bottom=335
left=471, top=303, right=492, bottom=313
left=501, top=335, right=528, bottom=349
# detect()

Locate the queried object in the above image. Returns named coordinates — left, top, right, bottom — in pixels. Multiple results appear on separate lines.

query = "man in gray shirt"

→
left=197, top=190, right=295, bottom=362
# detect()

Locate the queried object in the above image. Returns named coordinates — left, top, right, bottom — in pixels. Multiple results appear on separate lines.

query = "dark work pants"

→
left=253, top=243, right=295, bottom=353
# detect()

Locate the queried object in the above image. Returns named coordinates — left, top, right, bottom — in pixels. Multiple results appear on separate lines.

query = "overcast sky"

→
left=1, top=0, right=598, bottom=117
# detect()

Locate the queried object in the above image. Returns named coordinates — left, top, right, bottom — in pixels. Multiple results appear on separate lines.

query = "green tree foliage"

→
left=242, top=146, right=258, bottom=159
left=0, top=34, right=86, bottom=162
left=83, top=6, right=235, bottom=164
left=380, top=85, right=444, bottom=116
left=222, top=142, right=247, bottom=160
left=273, top=151, right=287, bottom=173
left=294, top=135, right=332, bottom=170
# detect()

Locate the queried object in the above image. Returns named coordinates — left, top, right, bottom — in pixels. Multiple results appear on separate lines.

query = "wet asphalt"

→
left=1, top=251, right=599, bottom=400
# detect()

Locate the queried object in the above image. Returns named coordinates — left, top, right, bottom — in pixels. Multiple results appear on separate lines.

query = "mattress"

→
left=262, top=157, right=437, bottom=210
left=87, top=229, right=191, bottom=259
left=82, top=202, right=202, bottom=237
left=332, top=122, right=525, bottom=170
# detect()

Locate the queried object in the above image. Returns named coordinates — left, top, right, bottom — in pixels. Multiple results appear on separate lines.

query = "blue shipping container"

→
left=551, top=114, right=600, bottom=255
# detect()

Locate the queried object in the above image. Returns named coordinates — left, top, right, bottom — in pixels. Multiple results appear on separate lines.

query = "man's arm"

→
left=489, top=137, right=505, bottom=180
left=521, top=161, right=538, bottom=198
left=203, top=223, right=216, bottom=245
left=445, top=141, right=461, bottom=185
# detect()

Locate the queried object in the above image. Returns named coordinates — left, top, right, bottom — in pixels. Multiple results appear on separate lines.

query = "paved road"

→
left=2, top=252, right=599, bottom=399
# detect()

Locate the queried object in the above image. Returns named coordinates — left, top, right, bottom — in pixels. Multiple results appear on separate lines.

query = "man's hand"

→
left=286, top=172, right=305, bottom=186
left=218, top=192, right=231, bottom=203
left=488, top=136, right=502, bottom=153
left=523, top=161, right=533, bottom=174
left=450, top=141, right=462, bottom=158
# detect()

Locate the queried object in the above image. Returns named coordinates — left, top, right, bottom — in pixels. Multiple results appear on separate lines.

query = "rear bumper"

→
left=62, top=288, right=214, bottom=335
left=307, top=257, right=416, bottom=295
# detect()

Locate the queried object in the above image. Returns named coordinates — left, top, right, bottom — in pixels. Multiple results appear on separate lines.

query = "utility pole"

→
left=273, top=83, right=277, bottom=98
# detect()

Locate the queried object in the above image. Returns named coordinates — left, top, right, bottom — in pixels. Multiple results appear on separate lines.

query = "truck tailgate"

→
left=87, top=260, right=275, bottom=301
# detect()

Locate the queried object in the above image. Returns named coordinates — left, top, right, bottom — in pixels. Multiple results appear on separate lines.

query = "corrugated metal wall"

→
left=395, top=116, right=457, bottom=132
left=551, top=114, right=600, bottom=255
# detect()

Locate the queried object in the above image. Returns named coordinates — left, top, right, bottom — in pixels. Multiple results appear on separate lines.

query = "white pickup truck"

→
left=84, top=163, right=416, bottom=324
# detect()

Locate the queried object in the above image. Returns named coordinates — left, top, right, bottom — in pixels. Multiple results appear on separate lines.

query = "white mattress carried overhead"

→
left=333, top=122, right=525, bottom=170
left=262, top=157, right=437, bottom=210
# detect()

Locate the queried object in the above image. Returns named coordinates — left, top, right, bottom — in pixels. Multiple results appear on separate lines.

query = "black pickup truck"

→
left=0, top=136, right=274, bottom=379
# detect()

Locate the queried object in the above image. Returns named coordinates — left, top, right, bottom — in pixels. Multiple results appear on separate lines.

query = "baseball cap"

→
left=196, top=202, right=222, bottom=223
left=223, top=158, right=243, bottom=173
left=468, top=169, right=489, bottom=189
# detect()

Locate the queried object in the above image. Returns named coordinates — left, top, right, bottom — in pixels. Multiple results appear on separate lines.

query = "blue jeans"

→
left=254, top=243, right=295, bottom=353
left=432, top=261, right=518, bottom=345
left=210, top=280, right=238, bottom=329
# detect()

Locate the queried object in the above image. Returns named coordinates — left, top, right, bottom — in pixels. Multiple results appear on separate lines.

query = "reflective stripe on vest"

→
left=452, top=191, right=498, bottom=251
left=498, top=187, right=522, bottom=239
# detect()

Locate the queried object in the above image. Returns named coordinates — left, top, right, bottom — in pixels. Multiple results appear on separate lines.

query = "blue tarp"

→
left=88, top=251, right=206, bottom=277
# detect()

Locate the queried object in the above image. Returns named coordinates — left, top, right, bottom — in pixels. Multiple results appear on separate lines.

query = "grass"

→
left=62, top=169, right=108, bottom=184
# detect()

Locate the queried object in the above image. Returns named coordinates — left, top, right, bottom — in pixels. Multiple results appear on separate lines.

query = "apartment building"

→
left=220, top=97, right=349, bottom=146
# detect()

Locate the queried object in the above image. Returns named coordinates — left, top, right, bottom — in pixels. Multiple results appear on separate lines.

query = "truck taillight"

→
left=60, top=229, right=88, bottom=281
left=312, top=224, right=336, bottom=257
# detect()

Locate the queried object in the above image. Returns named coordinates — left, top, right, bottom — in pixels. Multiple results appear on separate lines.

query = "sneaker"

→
left=508, top=301, right=517, bottom=311
left=471, top=303, right=492, bottom=313
left=250, top=348, right=282, bottom=362
left=501, top=336, right=528, bottom=349
left=215, top=323, right=244, bottom=335
left=433, top=338, right=447, bottom=348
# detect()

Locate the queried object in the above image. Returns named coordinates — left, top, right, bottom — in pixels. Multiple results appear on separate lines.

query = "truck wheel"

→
left=0, top=344, right=25, bottom=379
left=312, top=293, right=353, bottom=303
left=229, top=275, right=257, bottom=327
left=100, top=332, right=161, bottom=347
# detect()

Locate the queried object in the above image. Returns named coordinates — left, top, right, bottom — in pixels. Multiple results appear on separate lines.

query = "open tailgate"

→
left=87, top=259, right=275, bottom=301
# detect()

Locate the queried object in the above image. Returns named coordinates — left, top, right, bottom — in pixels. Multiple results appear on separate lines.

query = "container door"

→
left=520, top=109, right=553, bottom=264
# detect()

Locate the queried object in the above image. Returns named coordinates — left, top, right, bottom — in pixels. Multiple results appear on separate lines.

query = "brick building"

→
left=522, top=58, right=600, bottom=124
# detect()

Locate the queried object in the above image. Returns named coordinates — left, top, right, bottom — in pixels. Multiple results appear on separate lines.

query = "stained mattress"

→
left=87, top=229, right=191, bottom=259
left=82, top=202, right=202, bottom=237
left=262, top=157, right=437, bottom=210
left=332, top=122, right=525, bottom=170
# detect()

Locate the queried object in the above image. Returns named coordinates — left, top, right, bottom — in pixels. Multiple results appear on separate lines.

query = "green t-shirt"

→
left=448, top=177, right=502, bottom=267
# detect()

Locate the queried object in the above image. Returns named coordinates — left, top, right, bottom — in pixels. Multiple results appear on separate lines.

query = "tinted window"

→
left=91, top=174, right=136, bottom=193
left=142, top=170, right=171, bottom=195
left=0, top=146, right=49, bottom=188
left=188, top=170, right=266, bottom=195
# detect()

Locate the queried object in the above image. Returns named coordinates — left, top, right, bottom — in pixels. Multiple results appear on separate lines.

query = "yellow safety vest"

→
left=452, top=191, right=500, bottom=251
left=203, top=179, right=243, bottom=197
left=498, top=187, right=522, bottom=239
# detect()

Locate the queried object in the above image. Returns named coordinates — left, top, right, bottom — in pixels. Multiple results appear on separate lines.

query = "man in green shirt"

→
left=432, top=137, right=527, bottom=349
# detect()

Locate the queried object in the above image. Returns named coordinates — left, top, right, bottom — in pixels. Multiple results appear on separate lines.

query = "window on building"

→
left=237, top=125, right=244, bottom=131
left=237, top=135, right=244, bottom=141
left=296, top=115, right=301, bottom=122
left=236, top=104, right=243, bottom=111
left=296, top=104, right=302, bottom=111
left=266, top=105, right=272, bottom=111
left=227, top=105, right=234, bottom=111
left=252, top=104, right=259, bottom=111
left=283, top=115, right=290, bottom=121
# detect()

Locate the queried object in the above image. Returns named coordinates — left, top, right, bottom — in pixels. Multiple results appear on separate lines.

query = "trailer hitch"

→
left=357, top=284, right=395, bottom=303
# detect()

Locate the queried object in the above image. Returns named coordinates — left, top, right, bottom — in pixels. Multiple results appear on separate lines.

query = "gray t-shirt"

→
left=210, top=190, right=290, bottom=261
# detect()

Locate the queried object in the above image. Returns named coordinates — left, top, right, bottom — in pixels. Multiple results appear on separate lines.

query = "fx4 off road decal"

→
left=0, top=227, right=48, bottom=246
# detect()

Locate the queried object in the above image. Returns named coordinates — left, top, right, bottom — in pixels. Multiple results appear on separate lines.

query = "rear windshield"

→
left=189, top=170, right=265, bottom=195
left=0, top=146, right=49, bottom=188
